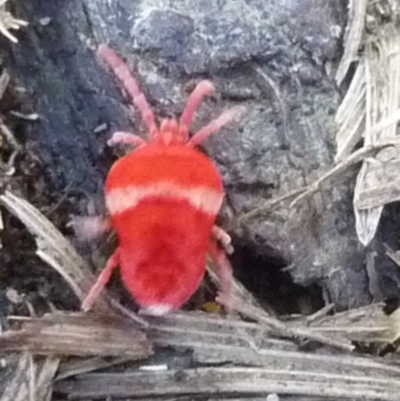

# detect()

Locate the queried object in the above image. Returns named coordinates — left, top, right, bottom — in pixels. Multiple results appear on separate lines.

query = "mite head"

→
left=98, top=44, right=245, bottom=149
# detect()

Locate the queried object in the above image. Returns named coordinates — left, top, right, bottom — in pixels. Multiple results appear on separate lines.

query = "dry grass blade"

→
left=353, top=147, right=400, bottom=210
left=0, top=191, right=111, bottom=312
left=0, top=116, right=21, bottom=152
left=335, top=0, right=368, bottom=85
left=146, top=310, right=295, bottom=359
left=235, top=302, right=354, bottom=352
left=0, top=70, right=10, bottom=101
left=388, top=308, right=400, bottom=343
left=0, top=312, right=152, bottom=357
left=239, top=187, right=306, bottom=222
left=56, top=356, right=132, bottom=381
left=0, top=353, right=59, bottom=401
left=54, top=365, right=400, bottom=400
left=146, top=309, right=400, bottom=377
left=0, top=352, right=30, bottom=401
left=383, top=246, right=400, bottom=342
left=0, top=70, right=20, bottom=155
left=353, top=20, right=400, bottom=245
left=290, top=133, right=400, bottom=209
left=335, top=60, right=366, bottom=161
left=0, top=0, right=28, bottom=44
left=290, top=303, right=393, bottom=344
left=241, top=114, right=400, bottom=219
left=31, top=356, right=60, bottom=401
left=0, top=190, right=149, bottom=327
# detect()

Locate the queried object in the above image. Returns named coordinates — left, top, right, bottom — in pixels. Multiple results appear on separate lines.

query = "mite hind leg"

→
left=208, top=240, right=235, bottom=312
left=68, top=215, right=112, bottom=241
left=81, top=249, right=120, bottom=311
left=212, top=225, right=234, bottom=255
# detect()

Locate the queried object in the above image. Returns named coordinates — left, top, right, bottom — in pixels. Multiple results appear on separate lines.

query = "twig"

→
left=240, top=187, right=306, bottom=222
left=56, top=356, right=132, bottom=381
left=304, top=304, right=335, bottom=325
left=236, top=302, right=354, bottom=352
left=240, top=142, right=391, bottom=220
left=291, top=137, right=400, bottom=208
left=241, top=109, right=400, bottom=218
left=0, top=115, right=21, bottom=151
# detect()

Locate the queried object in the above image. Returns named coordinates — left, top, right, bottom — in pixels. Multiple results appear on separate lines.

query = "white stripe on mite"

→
left=106, top=181, right=223, bottom=216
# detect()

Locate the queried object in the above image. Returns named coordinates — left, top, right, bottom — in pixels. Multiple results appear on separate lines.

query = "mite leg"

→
left=212, top=225, right=234, bottom=255
left=81, top=249, right=120, bottom=311
left=187, top=105, right=246, bottom=147
left=208, top=240, right=234, bottom=312
left=97, top=45, right=158, bottom=138
left=68, top=215, right=112, bottom=241
left=179, top=80, right=215, bottom=137
left=107, top=131, right=147, bottom=148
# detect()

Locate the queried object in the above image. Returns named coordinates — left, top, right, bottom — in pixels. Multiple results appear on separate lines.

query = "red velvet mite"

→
left=81, top=45, right=244, bottom=315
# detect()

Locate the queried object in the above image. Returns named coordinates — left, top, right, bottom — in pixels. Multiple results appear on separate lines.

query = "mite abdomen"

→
left=117, top=199, right=212, bottom=310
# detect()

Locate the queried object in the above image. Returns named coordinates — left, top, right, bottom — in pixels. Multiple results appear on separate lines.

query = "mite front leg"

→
left=107, top=131, right=147, bottom=148
left=179, top=80, right=215, bottom=138
left=81, top=249, right=120, bottom=311
left=187, top=105, right=246, bottom=147
left=98, top=45, right=159, bottom=139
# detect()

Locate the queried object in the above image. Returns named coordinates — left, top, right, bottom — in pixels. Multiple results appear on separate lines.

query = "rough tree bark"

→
left=6, top=0, right=375, bottom=310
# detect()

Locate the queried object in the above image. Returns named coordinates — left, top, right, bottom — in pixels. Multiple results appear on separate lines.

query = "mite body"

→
left=82, top=45, right=243, bottom=315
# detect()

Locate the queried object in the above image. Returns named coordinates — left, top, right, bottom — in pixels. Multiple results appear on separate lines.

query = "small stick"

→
left=237, top=302, right=354, bottom=352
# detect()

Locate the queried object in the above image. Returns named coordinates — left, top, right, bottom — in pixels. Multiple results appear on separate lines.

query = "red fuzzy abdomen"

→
left=117, top=198, right=214, bottom=310
left=105, top=144, right=224, bottom=312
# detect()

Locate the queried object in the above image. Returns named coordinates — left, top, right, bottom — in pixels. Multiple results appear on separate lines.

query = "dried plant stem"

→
left=241, top=108, right=400, bottom=218
left=240, top=187, right=306, bottom=222
left=236, top=302, right=354, bottom=352
left=291, top=121, right=400, bottom=209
